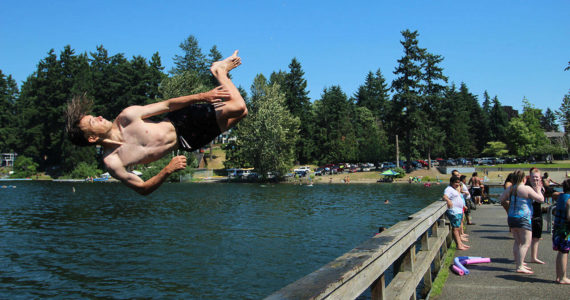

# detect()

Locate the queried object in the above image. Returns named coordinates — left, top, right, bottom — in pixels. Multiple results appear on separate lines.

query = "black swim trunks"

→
left=167, top=103, right=221, bottom=152
left=471, top=187, right=482, bottom=197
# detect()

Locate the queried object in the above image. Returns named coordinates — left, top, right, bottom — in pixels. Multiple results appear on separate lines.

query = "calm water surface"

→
left=1, top=181, right=446, bottom=299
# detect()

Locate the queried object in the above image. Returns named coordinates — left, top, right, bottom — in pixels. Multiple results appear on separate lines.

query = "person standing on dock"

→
left=552, top=179, right=570, bottom=284
left=443, top=176, right=470, bottom=250
left=527, top=168, right=546, bottom=265
left=542, top=172, right=559, bottom=204
left=500, top=170, right=544, bottom=274
left=66, top=51, right=247, bottom=195
left=468, top=172, right=483, bottom=206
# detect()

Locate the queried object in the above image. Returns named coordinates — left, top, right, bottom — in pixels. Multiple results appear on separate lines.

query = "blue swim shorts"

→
left=508, top=216, right=532, bottom=231
left=552, top=231, right=570, bottom=253
left=446, top=211, right=463, bottom=228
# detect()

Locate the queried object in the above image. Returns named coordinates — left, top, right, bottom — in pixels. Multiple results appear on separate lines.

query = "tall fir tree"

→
left=458, top=83, right=488, bottom=153
left=489, top=95, right=509, bottom=142
left=355, top=68, right=390, bottom=121
left=390, top=29, right=426, bottom=166
left=0, top=70, right=19, bottom=152
left=557, top=91, right=570, bottom=133
left=540, top=108, right=558, bottom=132
left=419, top=52, right=447, bottom=166
left=171, top=35, right=208, bottom=76
left=283, top=58, right=314, bottom=164
left=313, top=86, right=357, bottom=164
left=440, top=84, right=473, bottom=157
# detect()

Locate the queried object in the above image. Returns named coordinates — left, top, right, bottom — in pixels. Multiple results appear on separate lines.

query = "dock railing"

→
left=266, top=201, right=451, bottom=300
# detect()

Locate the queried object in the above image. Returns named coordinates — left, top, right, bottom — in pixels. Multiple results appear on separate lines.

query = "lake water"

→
left=1, top=181, right=447, bottom=299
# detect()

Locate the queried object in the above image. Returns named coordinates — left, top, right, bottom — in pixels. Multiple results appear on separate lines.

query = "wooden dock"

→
left=438, top=204, right=568, bottom=300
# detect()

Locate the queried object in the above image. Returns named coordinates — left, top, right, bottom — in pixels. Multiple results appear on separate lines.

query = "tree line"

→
left=0, top=30, right=569, bottom=179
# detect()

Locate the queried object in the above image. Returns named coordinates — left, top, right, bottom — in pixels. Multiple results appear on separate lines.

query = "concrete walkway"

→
left=438, top=204, right=569, bottom=299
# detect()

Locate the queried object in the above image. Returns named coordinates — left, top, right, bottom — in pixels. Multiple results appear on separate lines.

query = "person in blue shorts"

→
left=552, top=179, right=570, bottom=284
left=443, top=176, right=469, bottom=250
left=500, top=170, right=544, bottom=274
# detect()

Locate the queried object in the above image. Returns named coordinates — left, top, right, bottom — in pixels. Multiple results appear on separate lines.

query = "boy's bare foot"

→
left=457, top=245, right=470, bottom=250
left=210, top=50, right=241, bottom=75
left=557, top=278, right=570, bottom=284
left=516, top=267, right=534, bottom=274
left=529, top=258, right=545, bottom=264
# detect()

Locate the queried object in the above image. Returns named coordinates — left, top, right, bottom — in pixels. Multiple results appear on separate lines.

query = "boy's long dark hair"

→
left=65, top=94, right=93, bottom=147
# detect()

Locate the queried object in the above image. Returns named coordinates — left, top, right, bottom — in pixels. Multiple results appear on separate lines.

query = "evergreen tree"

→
left=0, top=70, right=19, bottom=152
left=355, top=68, right=390, bottom=121
left=313, top=86, right=358, bottom=163
left=147, top=52, right=166, bottom=103
left=557, top=91, right=570, bottom=133
left=16, top=46, right=95, bottom=174
left=207, top=45, right=223, bottom=66
left=171, top=35, right=208, bottom=76
left=440, top=85, right=474, bottom=157
left=269, top=70, right=287, bottom=88
left=419, top=52, right=447, bottom=165
left=482, top=90, right=492, bottom=114
left=540, top=108, right=558, bottom=132
left=457, top=83, right=487, bottom=153
left=390, top=29, right=426, bottom=168
left=283, top=58, right=314, bottom=163
left=489, top=95, right=509, bottom=142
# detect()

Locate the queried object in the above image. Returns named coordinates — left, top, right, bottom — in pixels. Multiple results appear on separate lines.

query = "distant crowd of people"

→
left=442, top=167, right=570, bottom=283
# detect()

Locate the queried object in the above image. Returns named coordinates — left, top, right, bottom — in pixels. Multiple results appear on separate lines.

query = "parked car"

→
left=417, top=160, right=428, bottom=167
left=294, top=166, right=311, bottom=173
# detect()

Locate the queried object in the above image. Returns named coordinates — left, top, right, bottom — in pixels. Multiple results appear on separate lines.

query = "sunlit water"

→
left=1, top=181, right=447, bottom=299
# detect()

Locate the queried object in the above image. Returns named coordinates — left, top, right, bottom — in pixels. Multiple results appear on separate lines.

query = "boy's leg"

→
left=210, top=51, right=248, bottom=133
left=557, top=252, right=570, bottom=283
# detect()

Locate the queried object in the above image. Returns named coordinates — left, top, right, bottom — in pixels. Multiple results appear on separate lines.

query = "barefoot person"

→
left=443, top=176, right=470, bottom=251
left=469, top=172, right=483, bottom=206
left=66, top=51, right=247, bottom=195
left=500, top=170, right=544, bottom=274
left=527, top=168, right=546, bottom=265
left=552, top=179, right=570, bottom=284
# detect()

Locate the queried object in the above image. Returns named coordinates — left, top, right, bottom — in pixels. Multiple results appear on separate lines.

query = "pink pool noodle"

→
left=452, top=265, right=465, bottom=276
left=462, top=258, right=491, bottom=265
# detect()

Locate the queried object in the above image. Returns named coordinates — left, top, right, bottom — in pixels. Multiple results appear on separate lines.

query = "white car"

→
left=294, top=166, right=311, bottom=172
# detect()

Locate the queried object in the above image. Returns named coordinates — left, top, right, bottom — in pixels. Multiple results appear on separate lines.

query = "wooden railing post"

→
left=421, top=231, right=430, bottom=251
left=421, top=267, right=432, bottom=298
left=371, top=274, right=386, bottom=300
left=401, top=244, right=415, bottom=272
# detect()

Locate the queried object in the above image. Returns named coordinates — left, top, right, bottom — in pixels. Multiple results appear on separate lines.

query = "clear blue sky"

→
left=1, top=0, right=568, bottom=114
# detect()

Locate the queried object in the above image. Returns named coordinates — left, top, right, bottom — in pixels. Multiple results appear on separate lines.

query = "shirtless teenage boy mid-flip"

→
left=66, top=51, right=247, bottom=195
